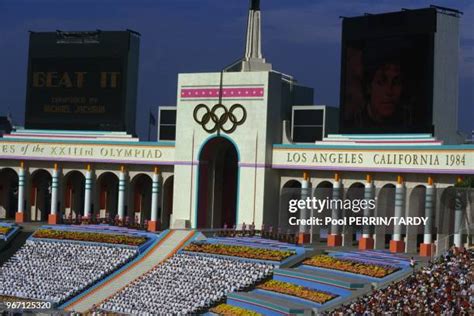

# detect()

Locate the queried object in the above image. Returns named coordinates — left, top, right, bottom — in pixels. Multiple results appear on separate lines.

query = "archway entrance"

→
left=197, top=137, right=238, bottom=229
left=376, top=184, right=396, bottom=248
left=30, top=170, right=52, bottom=221
left=130, top=174, right=152, bottom=225
left=161, top=176, right=174, bottom=230
left=343, top=182, right=365, bottom=246
left=96, top=172, right=119, bottom=220
left=279, top=180, right=302, bottom=233
left=408, top=185, right=427, bottom=250
left=314, top=181, right=333, bottom=241
left=0, top=168, right=18, bottom=220
left=63, top=171, right=85, bottom=219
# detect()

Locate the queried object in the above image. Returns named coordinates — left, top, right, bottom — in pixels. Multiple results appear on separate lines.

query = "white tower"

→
left=226, top=0, right=272, bottom=72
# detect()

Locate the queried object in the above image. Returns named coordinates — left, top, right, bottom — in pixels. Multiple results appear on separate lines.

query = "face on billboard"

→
left=341, top=35, right=432, bottom=133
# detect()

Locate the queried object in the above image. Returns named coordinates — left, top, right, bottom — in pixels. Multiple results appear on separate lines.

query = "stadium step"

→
left=62, top=229, right=195, bottom=313
left=227, top=291, right=312, bottom=316
left=0, top=231, right=31, bottom=265
left=275, top=268, right=368, bottom=290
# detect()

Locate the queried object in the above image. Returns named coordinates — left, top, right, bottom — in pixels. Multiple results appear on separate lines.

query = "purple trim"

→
left=2, top=155, right=470, bottom=174
left=180, top=87, right=264, bottom=99
left=238, top=162, right=270, bottom=168
left=0, top=156, right=195, bottom=166
left=329, top=140, right=442, bottom=144
left=271, top=164, right=474, bottom=175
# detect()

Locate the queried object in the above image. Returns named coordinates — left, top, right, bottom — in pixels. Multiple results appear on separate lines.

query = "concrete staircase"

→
left=63, top=229, right=195, bottom=313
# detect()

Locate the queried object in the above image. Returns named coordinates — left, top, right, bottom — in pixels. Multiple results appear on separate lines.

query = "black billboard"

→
left=25, top=31, right=139, bottom=134
left=340, top=9, right=436, bottom=134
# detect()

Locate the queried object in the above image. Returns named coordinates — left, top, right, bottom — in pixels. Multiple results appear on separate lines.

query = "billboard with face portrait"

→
left=340, top=9, right=436, bottom=134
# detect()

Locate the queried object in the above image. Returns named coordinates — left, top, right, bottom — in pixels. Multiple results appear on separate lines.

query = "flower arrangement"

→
left=32, top=229, right=147, bottom=246
left=210, top=304, right=262, bottom=316
left=0, top=226, right=12, bottom=236
left=303, top=255, right=399, bottom=278
left=256, top=279, right=337, bottom=304
left=183, top=242, right=295, bottom=261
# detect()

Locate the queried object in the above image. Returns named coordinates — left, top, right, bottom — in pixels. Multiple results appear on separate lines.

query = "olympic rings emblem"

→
left=193, top=103, right=247, bottom=134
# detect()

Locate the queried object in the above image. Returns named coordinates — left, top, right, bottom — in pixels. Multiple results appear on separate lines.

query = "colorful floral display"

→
left=256, top=279, right=337, bottom=304
left=183, top=242, right=295, bottom=261
left=210, top=304, right=262, bottom=316
left=0, top=226, right=12, bottom=236
left=303, top=255, right=399, bottom=278
left=32, top=229, right=147, bottom=246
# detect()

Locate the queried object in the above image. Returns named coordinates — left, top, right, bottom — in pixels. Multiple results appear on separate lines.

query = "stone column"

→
left=454, top=179, right=464, bottom=248
left=390, top=176, right=406, bottom=253
left=117, top=166, right=126, bottom=220
left=420, top=177, right=435, bottom=257
left=359, top=174, right=374, bottom=250
left=15, top=162, right=26, bottom=223
left=48, top=164, right=60, bottom=224
left=298, top=171, right=310, bottom=245
left=327, top=173, right=342, bottom=247
left=83, top=165, right=92, bottom=218
left=148, top=167, right=161, bottom=232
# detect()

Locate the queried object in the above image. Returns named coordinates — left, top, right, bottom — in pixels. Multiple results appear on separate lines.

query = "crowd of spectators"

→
left=62, top=214, right=149, bottom=231
left=330, top=247, right=473, bottom=315
left=98, top=252, right=273, bottom=315
left=215, top=223, right=300, bottom=244
left=0, top=240, right=138, bottom=305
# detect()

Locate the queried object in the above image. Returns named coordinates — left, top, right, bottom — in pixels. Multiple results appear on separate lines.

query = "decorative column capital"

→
left=303, top=171, right=309, bottom=181
left=366, top=174, right=372, bottom=183
left=397, top=175, right=403, bottom=184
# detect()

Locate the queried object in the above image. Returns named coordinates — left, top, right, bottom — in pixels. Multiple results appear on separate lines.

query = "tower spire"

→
left=225, top=0, right=271, bottom=72
left=245, top=0, right=262, bottom=60
left=250, top=0, right=260, bottom=11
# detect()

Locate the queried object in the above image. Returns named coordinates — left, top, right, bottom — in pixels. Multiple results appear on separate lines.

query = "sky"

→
left=0, top=0, right=472, bottom=140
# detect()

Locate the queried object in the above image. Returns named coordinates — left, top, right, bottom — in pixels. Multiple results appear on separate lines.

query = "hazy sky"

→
left=0, top=0, right=472, bottom=139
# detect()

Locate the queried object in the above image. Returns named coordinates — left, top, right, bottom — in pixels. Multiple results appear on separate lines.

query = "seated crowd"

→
left=62, top=214, right=149, bottom=231
left=330, top=247, right=473, bottom=315
left=0, top=240, right=138, bottom=305
left=98, top=252, right=273, bottom=315
left=216, top=223, right=300, bottom=244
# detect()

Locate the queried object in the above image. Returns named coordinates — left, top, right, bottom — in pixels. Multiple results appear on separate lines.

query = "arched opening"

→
left=96, top=172, right=119, bottom=220
left=314, top=181, right=333, bottom=241
left=161, top=176, right=174, bottom=230
left=130, top=174, right=152, bottom=225
left=63, top=171, right=85, bottom=220
left=408, top=185, right=427, bottom=249
left=376, top=183, right=396, bottom=248
left=279, top=180, right=302, bottom=233
left=438, top=186, right=456, bottom=252
left=343, top=182, right=365, bottom=246
left=0, top=168, right=18, bottom=220
left=197, top=137, right=238, bottom=229
left=30, top=170, right=52, bottom=221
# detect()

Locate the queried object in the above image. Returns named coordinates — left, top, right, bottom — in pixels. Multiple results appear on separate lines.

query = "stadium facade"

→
left=0, top=2, right=472, bottom=257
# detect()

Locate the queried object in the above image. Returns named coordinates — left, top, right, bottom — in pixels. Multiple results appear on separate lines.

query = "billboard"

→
left=25, top=31, right=139, bottom=134
left=340, top=9, right=436, bottom=134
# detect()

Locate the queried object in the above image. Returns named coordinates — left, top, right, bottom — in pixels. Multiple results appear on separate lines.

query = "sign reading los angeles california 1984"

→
left=272, top=147, right=474, bottom=173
